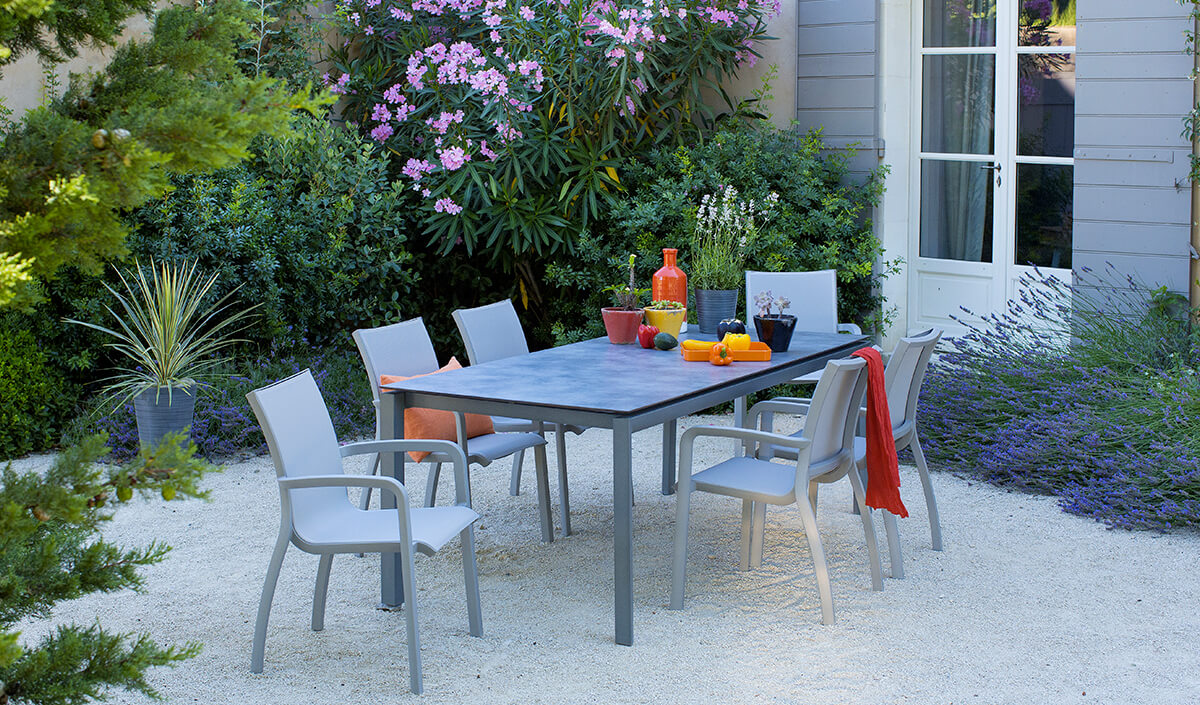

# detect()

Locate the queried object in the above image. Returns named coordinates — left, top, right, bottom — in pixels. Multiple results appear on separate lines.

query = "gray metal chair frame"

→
left=452, top=299, right=584, bottom=536
left=246, top=370, right=482, bottom=694
left=352, top=318, right=552, bottom=535
left=670, top=358, right=880, bottom=625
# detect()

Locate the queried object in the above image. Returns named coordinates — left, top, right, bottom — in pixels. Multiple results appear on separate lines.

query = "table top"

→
left=381, top=331, right=868, bottom=417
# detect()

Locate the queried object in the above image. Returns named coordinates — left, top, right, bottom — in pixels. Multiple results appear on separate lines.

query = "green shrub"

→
left=0, top=318, right=73, bottom=459
left=126, top=114, right=419, bottom=351
left=545, top=125, right=893, bottom=344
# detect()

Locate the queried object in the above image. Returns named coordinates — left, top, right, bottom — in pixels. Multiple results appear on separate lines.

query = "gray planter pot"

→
left=134, top=387, right=196, bottom=449
left=694, top=289, right=739, bottom=334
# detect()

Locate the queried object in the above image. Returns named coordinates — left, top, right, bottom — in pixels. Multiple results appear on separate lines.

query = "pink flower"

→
left=371, top=104, right=393, bottom=122
left=518, top=5, right=535, bottom=20
left=390, top=6, right=413, bottom=20
left=364, top=25, right=375, bottom=35
left=438, top=145, right=470, bottom=170
left=435, top=197, right=463, bottom=214
left=370, top=123, right=394, bottom=142
left=402, top=158, right=435, bottom=181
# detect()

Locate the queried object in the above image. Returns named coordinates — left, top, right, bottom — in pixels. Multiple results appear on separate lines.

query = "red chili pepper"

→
left=638, top=324, right=660, bottom=349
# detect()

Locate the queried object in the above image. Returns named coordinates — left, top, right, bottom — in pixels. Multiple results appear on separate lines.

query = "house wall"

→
left=1073, top=0, right=1194, bottom=294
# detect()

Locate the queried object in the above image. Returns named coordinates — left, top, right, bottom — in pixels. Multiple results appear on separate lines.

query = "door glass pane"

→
left=925, top=0, right=997, bottom=47
left=922, top=55, right=996, bottom=154
left=1017, top=53, right=1075, bottom=157
left=920, top=160, right=994, bottom=262
left=1020, top=0, right=1075, bottom=47
left=1015, top=164, right=1072, bottom=268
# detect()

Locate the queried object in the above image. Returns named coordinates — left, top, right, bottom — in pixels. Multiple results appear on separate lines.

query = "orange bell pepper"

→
left=709, top=342, right=733, bottom=366
left=721, top=332, right=752, bottom=351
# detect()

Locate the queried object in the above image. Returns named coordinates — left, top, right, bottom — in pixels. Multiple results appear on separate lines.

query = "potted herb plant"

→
left=753, top=289, right=796, bottom=352
left=689, top=185, right=778, bottom=333
left=68, top=259, right=257, bottom=448
left=643, top=299, right=687, bottom=338
left=601, top=254, right=645, bottom=344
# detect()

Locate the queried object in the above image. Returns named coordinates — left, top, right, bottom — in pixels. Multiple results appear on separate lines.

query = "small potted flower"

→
left=753, top=289, right=796, bottom=352
left=601, top=254, right=645, bottom=344
left=643, top=299, right=687, bottom=338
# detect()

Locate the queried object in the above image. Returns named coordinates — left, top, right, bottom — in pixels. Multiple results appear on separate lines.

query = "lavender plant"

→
left=916, top=264, right=1200, bottom=530
left=689, top=185, right=777, bottom=290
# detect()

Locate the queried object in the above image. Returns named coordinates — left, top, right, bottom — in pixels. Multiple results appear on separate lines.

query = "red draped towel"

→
left=850, top=347, right=908, bottom=517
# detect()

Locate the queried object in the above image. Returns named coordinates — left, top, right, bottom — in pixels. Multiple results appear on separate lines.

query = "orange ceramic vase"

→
left=652, top=248, right=687, bottom=306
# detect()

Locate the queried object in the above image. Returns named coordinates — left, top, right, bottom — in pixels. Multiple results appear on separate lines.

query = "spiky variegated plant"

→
left=68, top=259, right=257, bottom=406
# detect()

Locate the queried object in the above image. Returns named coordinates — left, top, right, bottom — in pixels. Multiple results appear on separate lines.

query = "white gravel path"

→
left=12, top=414, right=1200, bottom=704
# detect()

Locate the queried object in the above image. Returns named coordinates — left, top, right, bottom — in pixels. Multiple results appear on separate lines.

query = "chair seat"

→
left=295, top=503, right=479, bottom=553
left=425, top=431, right=546, bottom=467
left=691, top=457, right=797, bottom=504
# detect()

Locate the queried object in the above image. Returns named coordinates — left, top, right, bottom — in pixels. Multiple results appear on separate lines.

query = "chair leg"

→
left=250, top=531, right=289, bottom=673
left=807, top=481, right=819, bottom=516
left=460, top=526, right=483, bottom=637
left=400, top=547, right=423, bottom=695
left=311, top=553, right=334, bottom=631
left=508, top=449, right=524, bottom=496
left=910, top=433, right=943, bottom=551
left=359, top=453, right=381, bottom=511
left=554, top=424, right=572, bottom=537
left=669, top=476, right=693, bottom=610
left=739, top=499, right=753, bottom=571
left=883, top=511, right=904, bottom=579
left=846, top=467, right=884, bottom=592
left=749, top=501, right=766, bottom=569
left=793, top=490, right=835, bottom=625
left=424, top=463, right=442, bottom=508
left=850, top=467, right=865, bottom=515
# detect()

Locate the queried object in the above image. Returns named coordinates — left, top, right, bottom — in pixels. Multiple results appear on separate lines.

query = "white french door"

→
left=910, top=0, right=1075, bottom=335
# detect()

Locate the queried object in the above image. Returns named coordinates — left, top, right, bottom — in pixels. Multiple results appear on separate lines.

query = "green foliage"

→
left=126, top=114, right=419, bottom=351
left=0, top=319, right=73, bottom=458
left=237, top=0, right=322, bottom=88
left=326, top=0, right=776, bottom=260
left=546, top=125, right=892, bottom=344
left=0, top=0, right=150, bottom=66
left=0, top=0, right=331, bottom=308
left=0, top=433, right=211, bottom=703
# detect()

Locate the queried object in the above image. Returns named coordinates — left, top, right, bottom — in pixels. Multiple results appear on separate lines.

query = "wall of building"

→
left=1073, top=0, right=1194, bottom=293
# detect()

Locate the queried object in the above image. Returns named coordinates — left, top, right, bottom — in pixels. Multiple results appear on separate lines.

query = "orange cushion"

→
left=380, top=357, right=495, bottom=462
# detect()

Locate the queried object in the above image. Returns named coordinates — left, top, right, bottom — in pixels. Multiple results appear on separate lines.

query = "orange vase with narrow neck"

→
left=652, top=248, right=687, bottom=306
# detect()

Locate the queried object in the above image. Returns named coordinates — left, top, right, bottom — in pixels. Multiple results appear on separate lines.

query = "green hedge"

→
left=0, top=318, right=74, bottom=458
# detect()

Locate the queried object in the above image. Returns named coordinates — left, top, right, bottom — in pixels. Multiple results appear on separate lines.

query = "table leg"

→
left=380, top=393, right=406, bottom=609
left=613, top=417, right=634, bottom=646
left=661, top=420, right=676, bottom=496
left=533, top=421, right=554, bottom=544
left=733, top=395, right=747, bottom=454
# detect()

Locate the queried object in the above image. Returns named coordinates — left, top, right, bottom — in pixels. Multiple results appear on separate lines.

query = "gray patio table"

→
left=377, top=330, right=869, bottom=645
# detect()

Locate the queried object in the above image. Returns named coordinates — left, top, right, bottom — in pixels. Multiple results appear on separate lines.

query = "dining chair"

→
left=352, top=317, right=553, bottom=538
left=246, top=369, right=482, bottom=695
left=744, top=269, right=862, bottom=385
left=670, top=357, right=881, bottom=625
left=755, top=328, right=943, bottom=579
left=452, top=299, right=584, bottom=536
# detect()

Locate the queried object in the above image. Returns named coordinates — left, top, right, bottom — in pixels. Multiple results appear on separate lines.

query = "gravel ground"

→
left=12, top=414, right=1200, bottom=704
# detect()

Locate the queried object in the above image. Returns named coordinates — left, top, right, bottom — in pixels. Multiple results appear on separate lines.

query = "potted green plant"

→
left=753, top=289, right=796, bottom=352
left=601, top=254, right=645, bottom=344
left=68, top=259, right=257, bottom=448
left=689, top=185, right=778, bottom=333
left=643, top=299, right=687, bottom=338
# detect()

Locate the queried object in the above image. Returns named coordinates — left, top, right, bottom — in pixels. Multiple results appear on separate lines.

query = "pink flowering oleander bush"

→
left=326, top=0, right=779, bottom=258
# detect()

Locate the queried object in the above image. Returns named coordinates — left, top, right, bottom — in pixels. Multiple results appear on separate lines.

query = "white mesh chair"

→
left=670, top=358, right=881, bottom=625
left=246, top=370, right=481, bottom=695
left=745, top=270, right=862, bottom=385
left=452, top=299, right=584, bottom=536
left=352, top=318, right=551, bottom=535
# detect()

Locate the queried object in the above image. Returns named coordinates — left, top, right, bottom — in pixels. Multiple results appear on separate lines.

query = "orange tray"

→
left=680, top=341, right=772, bottom=362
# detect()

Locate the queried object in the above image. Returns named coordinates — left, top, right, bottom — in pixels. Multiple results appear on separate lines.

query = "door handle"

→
left=980, top=162, right=1001, bottom=185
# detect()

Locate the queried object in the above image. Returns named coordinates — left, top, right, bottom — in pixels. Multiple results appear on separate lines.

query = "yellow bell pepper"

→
left=722, top=333, right=752, bottom=351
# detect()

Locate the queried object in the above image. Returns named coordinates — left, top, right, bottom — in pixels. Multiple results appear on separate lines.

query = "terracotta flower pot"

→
left=601, top=308, right=644, bottom=344
left=643, top=307, right=687, bottom=338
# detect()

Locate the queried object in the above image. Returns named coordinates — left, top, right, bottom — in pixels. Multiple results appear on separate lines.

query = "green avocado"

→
left=653, top=332, right=678, bottom=351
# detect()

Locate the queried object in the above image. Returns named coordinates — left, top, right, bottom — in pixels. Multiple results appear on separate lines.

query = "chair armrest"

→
left=837, top=322, right=863, bottom=335
left=747, top=398, right=815, bottom=432
left=278, top=474, right=409, bottom=504
left=680, top=424, right=812, bottom=452
left=339, top=439, right=472, bottom=506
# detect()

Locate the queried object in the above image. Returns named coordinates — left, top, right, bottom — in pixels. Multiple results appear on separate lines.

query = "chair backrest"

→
left=246, top=369, right=348, bottom=530
left=745, top=270, right=838, bottom=336
left=352, top=317, right=441, bottom=408
left=801, top=357, right=869, bottom=469
left=884, top=328, right=942, bottom=431
left=452, top=299, right=530, bottom=366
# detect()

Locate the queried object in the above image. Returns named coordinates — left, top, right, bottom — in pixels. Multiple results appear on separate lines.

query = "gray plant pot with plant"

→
left=68, top=259, right=257, bottom=449
left=689, top=185, right=778, bottom=334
